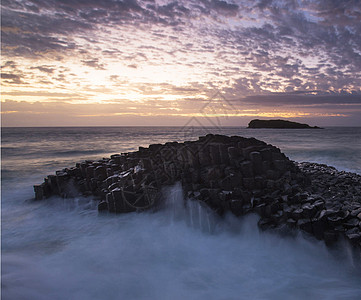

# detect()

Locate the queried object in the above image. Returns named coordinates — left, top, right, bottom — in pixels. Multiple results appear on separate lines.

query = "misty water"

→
left=2, top=127, right=361, bottom=299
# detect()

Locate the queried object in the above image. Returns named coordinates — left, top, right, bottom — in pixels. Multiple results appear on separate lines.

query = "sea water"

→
left=2, top=127, right=361, bottom=299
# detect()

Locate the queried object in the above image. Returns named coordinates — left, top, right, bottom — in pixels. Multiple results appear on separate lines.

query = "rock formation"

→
left=34, top=134, right=361, bottom=251
left=248, top=119, right=322, bottom=129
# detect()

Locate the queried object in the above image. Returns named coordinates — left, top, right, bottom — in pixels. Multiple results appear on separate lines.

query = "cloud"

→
left=1, top=0, right=361, bottom=125
left=308, top=0, right=361, bottom=26
left=237, top=91, right=361, bottom=107
left=2, top=0, right=360, bottom=80
left=210, top=0, right=239, bottom=16
left=1, top=61, right=17, bottom=69
left=1, top=90, right=83, bottom=98
left=30, top=65, right=56, bottom=73
left=1, top=73, right=25, bottom=84
left=81, top=58, right=106, bottom=70
left=1, top=73, right=20, bottom=79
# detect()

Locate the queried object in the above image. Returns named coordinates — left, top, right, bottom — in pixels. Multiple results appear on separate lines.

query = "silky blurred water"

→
left=2, top=126, right=361, bottom=300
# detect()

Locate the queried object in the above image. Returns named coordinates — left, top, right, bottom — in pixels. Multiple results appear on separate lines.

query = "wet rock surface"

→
left=34, top=134, right=361, bottom=250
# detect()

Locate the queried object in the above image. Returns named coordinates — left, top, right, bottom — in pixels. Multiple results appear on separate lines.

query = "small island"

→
left=248, top=119, right=322, bottom=129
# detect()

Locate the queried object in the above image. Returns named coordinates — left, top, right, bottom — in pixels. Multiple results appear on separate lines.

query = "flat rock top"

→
left=33, top=134, right=361, bottom=250
left=248, top=119, right=322, bottom=129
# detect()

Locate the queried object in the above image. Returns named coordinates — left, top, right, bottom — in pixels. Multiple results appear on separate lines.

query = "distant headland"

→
left=248, top=119, right=322, bottom=129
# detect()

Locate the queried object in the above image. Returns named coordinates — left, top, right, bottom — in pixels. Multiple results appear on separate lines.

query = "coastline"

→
left=2, top=128, right=361, bottom=299
left=33, top=134, right=361, bottom=252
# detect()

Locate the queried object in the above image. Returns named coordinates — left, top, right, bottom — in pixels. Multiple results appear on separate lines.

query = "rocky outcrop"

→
left=34, top=134, right=361, bottom=250
left=294, top=163, right=361, bottom=246
left=248, top=119, right=322, bottom=129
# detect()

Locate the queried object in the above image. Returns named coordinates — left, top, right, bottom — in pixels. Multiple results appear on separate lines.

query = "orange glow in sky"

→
left=1, top=1, right=361, bottom=126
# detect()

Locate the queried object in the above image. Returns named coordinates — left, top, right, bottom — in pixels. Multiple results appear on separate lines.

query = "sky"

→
left=1, top=0, right=361, bottom=127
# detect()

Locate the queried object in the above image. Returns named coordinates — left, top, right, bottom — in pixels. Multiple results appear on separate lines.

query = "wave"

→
left=2, top=183, right=361, bottom=299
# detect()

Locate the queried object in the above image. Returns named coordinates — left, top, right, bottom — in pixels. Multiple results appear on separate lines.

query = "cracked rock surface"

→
left=34, top=134, right=361, bottom=250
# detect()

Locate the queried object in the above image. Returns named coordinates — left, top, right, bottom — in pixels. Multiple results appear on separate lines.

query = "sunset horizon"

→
left=1, top=0, right=361, bottom=127
left=2, top=2, right=361, bottom=297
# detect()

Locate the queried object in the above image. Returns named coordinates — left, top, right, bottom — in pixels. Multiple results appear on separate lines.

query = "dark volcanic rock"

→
left=33, top=134, right=360, bottom=251
left=248, top=119, right=322, bottom=129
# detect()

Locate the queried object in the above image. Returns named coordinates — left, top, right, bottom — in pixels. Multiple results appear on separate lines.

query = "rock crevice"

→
left=34, top=134, right=361, bottom=250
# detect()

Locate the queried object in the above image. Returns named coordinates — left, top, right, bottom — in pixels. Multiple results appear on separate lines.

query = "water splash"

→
left=161, top=182, right=218, bottom=233
left=2, top=185, right=361, bottom=299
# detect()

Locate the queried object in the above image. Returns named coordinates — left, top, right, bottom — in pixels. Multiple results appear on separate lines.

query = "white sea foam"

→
left=2, top=183, right=361, bottom=300
left=2, top=127, right=361, bottom=299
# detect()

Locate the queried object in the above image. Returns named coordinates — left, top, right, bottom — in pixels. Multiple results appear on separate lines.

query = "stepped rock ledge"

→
left=34, top=134, right=361, bottom=251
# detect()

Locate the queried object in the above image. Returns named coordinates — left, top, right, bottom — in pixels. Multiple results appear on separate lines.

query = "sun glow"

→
left=2, top=0, right=360, bottom=126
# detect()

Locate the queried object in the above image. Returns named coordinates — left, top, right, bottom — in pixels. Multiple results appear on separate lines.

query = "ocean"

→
left=2, top=126, right=361, bottom=300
